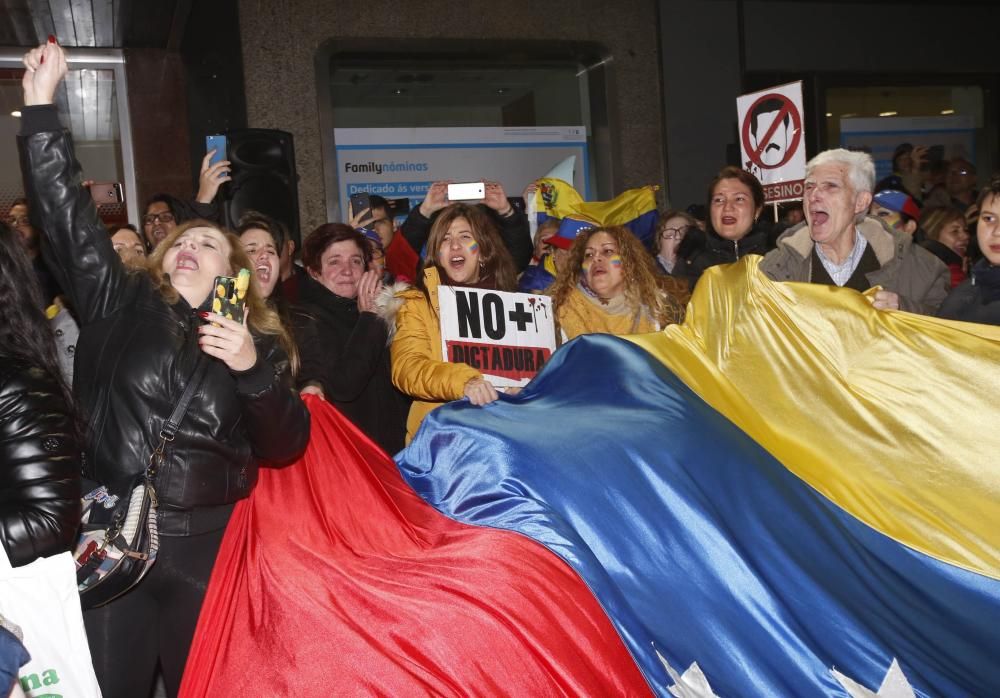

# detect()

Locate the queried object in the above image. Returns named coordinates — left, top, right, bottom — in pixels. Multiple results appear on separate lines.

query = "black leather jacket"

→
left=18, top=107, right=310, bottom=534
left=0, top=357, right=81, bottom=567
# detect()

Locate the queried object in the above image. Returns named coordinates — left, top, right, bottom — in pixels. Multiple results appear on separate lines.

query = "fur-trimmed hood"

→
left=374, top=280, right=412, bottom=344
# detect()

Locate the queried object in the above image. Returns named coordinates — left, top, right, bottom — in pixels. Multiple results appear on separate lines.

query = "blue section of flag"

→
left=536, top=208, right=658, bottom=246
left=626, top=208, right=658, bottom=246
left=396, top=334, right=1000, bottom=697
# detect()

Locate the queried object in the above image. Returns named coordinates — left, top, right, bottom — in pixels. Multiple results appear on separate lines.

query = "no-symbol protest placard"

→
left=737, top=81, right=806, bottom=203
left=438, top=287, right=556, bottom=389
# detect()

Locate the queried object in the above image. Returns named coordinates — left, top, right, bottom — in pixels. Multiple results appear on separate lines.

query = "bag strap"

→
left=146, top=355, right=210, bottom=482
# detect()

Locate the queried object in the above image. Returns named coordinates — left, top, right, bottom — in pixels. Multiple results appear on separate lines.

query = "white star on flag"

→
left=831, top=658, right=916, bottom=698
left=656, top=649, right=721, bottom=698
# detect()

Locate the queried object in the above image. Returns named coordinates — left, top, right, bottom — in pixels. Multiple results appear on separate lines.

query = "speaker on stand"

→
left=221, top=128, right=301, bottom=246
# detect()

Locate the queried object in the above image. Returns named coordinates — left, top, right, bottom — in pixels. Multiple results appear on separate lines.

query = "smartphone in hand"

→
left=211, top=269, right=250, bottom=324
left=350, top=192, right=373, bottom=224
left=206, top=134, right=228, bottom=167
left=89, top=182, right=123, bottom=205
left=447, top=182, right=485, bottom=201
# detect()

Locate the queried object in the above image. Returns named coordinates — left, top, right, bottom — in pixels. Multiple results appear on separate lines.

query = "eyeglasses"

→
left=5, top=216, right=30, bottom=227
left=659, top=226, right=689, bottom=240
left=143, top=212, right=175, bottom=225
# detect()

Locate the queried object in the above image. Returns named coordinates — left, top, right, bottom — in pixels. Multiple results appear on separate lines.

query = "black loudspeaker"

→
left=222, top=129, right=300, bottom=244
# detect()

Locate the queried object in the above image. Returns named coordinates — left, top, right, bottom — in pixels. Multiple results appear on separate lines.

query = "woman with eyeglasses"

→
left=652, top=209, right=699, bottom=276
left=141, top=150, right=230, bottom=251
left=550, top=225, right=686, bottom=341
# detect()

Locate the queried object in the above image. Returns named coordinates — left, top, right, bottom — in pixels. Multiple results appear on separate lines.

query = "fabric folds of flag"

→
left=529, top=178, right=659, bottom=245
left=397, top=257, right=1000, bottom=696
left=179, top=396, right=651, bottom=697
left=182, top=257, right=1000, bottom=697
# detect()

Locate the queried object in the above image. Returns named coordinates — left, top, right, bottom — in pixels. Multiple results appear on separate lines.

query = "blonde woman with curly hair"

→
left=549, top=225, right=687, bottom=341
left=18, top=40, right=309, bottom=697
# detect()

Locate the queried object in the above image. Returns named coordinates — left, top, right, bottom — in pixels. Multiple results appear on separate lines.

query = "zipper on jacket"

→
left=238, top=465, right=247, bottom=489
left=734, top=240, right=740, bottom=260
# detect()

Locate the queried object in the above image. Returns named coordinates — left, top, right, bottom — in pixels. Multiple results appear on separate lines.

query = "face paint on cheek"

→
left=465, top=239, right=479, bottom=255
left=609, top=254, right=622, bottom=267
left=581, top=258, right=592, bottom=273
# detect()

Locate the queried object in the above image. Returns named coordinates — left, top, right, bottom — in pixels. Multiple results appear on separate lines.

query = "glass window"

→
left=827, top=85, right=990, bottom=186
left=328, top=63, right=585, bottom=129
left=0, top=49, right=137, bottom=225
left=316, top=42, right=610, bottom=223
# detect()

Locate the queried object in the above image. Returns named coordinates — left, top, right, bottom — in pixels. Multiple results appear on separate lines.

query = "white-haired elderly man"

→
left=760, top=149, right=948, bottom=315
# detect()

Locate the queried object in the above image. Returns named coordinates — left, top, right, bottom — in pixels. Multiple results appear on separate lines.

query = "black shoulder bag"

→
left=73, top=356, right=209, bottom=609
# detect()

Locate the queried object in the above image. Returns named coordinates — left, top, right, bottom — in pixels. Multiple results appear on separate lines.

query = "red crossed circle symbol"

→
left=741, top=93, right=802, bottom=170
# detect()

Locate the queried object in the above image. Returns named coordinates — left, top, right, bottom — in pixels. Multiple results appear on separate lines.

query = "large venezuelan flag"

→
left=182, top=258, right=1000, bottom=697
left=179, top=398, right=650, bottom=696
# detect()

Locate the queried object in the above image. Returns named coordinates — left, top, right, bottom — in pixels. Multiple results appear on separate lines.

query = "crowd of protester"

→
left=4, top=39, right=1000, bottom=698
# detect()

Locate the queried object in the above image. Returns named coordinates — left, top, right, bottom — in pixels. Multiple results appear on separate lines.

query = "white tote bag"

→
left=0, top=549, right=101, bottom=697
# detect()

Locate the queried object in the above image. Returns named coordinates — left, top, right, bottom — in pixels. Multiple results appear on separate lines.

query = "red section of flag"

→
left=180, top=397, right=650, bottom=697
left=447, top=340, right=552, bottom=382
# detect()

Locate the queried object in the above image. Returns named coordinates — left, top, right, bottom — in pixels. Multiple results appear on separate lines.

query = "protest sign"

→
left=737, top=81, right=806, bottom=203
left=438, top=286, right=556, bottom=388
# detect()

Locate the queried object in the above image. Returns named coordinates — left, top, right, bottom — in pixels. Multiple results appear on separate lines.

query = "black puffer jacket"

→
left=0, top=356, right=81, bottom=567
left=937, top=260, right=1000, bottom=326
left=675, top=224, right=772, bottom=289
left=18, top=107, right=310, bottom=534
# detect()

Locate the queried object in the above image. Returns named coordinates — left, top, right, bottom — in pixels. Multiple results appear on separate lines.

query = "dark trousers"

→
left=83, top=526, right=226, bottom=698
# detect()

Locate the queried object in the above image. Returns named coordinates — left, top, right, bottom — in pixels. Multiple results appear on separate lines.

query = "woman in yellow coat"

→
left=389, top=203, right=518, bottom=441
left=549, top=224, right=687, bottom=340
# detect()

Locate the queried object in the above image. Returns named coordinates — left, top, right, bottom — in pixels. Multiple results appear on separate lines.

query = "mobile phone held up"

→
left=89, top=182, right=123, bottom=205
left=447, top=182, right=485, bottom=201
left=350, top=192, right=373, bottom=225
left=206, top=134, right=228, bottom=167
left=211, top=269, right=250, bottom=324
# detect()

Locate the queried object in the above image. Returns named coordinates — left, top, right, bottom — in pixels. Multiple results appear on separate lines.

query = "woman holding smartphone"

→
left=390, top=203, right=518, bottom=442
left=18, top=41, right=309, bottom=698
